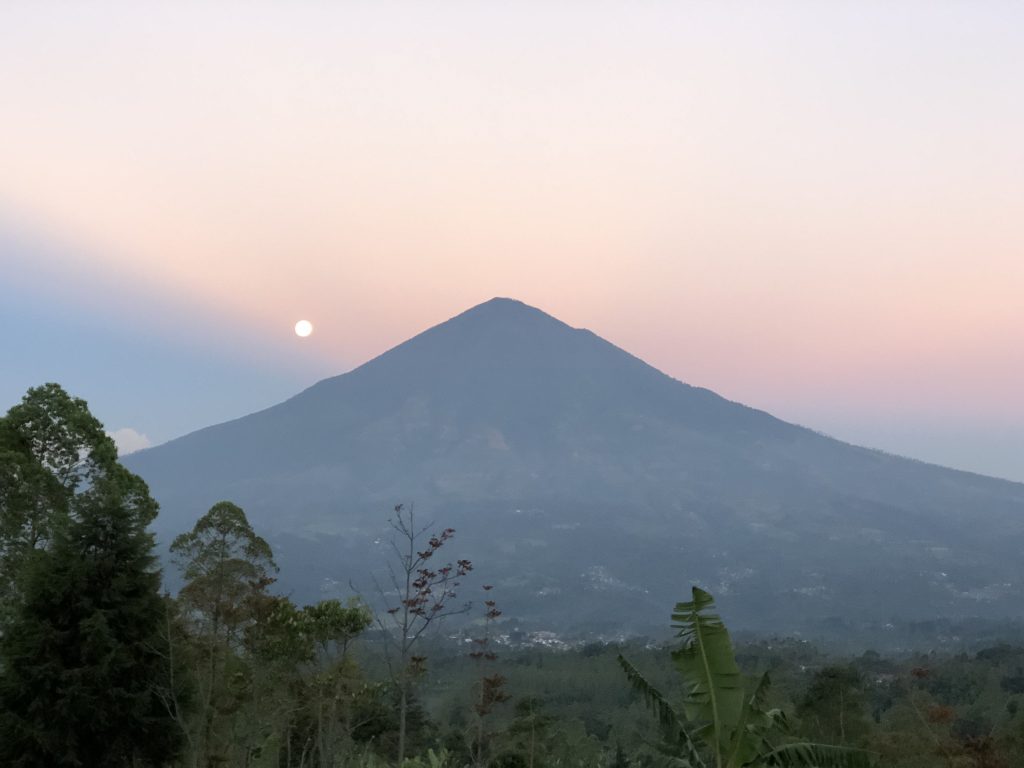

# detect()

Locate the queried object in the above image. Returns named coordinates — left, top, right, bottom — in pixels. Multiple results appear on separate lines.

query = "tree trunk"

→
left=398, top=685, right=408, bottom=767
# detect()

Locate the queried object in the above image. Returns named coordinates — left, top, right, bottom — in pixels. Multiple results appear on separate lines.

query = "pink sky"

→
left=2, top=2, right=1022, bottom=477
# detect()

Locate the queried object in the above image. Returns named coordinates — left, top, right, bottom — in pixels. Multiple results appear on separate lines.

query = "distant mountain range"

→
left=126, top=298, right=1024, bottom=636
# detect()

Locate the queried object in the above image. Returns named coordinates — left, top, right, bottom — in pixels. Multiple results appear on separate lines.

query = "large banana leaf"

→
left=722, top=671, right=775, bottom=768
left=617, top=654, right=707, bottom=768
left=761, top=743, right=874, bottom=767
left=620, top=587, right=874, bottom=768
left=671, top=587, right=747, bottom=763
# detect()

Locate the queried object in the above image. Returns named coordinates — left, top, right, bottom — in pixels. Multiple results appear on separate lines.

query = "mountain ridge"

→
left=126, top=297, right=1024, bottom=633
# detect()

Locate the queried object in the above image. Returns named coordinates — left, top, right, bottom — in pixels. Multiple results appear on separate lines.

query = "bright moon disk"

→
left=294, top=320, right=313, bottom=338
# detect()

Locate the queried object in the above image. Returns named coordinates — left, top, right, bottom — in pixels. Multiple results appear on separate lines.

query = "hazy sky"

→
left=2, top=2, right=1022, bottom=480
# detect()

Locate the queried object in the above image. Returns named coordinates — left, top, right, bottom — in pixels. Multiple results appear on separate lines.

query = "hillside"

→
left=126, top=298, right=1024, bottom=633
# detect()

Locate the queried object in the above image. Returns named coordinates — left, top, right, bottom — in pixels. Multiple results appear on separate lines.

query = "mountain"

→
left=126, top=298, right=1024, bottom=635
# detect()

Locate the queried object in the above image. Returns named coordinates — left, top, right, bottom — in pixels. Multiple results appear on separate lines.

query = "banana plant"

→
left=618, top=587, right=873, bottom=768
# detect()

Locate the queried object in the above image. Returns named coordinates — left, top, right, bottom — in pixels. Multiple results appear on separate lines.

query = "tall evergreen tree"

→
left=0, top=384, right=183, bottom=767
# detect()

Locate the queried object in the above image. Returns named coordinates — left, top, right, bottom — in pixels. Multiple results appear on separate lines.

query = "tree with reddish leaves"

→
left=469, top=585, right=511, bottom=767
left=377, top=503, right=472, bottom=766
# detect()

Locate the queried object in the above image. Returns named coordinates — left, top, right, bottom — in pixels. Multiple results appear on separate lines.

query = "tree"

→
left=618, top=587, right=873, bottom=768
left=170, top=500, right=278, bottom=767
left=0, top=385, right=182, bottom=766
left=236, top=593, right=311, bottom=767
left=797, top=666, right=870, bottom=747
left=377, top=503, right=473, bottom=765
left=0, top=383, right=115, bottom=619
left=469, top=585, right=510, bottom=767
left=506, top=697, right=556, bottom=768
left=609, top=742, right=632, bottom=768
left=301, top=598, right=374, bottom=767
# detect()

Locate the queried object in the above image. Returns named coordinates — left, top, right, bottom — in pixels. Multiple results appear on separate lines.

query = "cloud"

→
left=107, top=427, right=152, bottom=456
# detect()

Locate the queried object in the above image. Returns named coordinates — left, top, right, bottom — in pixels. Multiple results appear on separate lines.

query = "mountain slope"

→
left=126, top=298, right=1024, bottom=633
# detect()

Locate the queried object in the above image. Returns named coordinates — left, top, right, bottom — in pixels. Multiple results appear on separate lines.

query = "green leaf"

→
left=724, top=672, right=774, bottom=768
left=762, top=742, right=874, bottom=768
left=622, top=587, right=873, bottom=768
left=671, top=586, right=746, bottom=764
left=617, top=653, right=707, bottom=768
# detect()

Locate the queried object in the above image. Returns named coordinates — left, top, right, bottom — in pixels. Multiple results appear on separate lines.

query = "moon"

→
left=294, top=320, right=313, bottom=338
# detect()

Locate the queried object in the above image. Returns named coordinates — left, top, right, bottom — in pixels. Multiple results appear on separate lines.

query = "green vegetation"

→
left=618, top=587, right=869, bottom=767
left=0, top=384, right=182, bottom=766
left=4, top=384, right=1024, bottom=767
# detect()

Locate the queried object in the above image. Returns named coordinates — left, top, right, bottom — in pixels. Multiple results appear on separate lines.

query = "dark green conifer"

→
left=0, top=384, right=182, bottom=767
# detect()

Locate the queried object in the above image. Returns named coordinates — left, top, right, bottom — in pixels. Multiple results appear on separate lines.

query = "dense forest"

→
left=2, top=384, right=1024, bottom=767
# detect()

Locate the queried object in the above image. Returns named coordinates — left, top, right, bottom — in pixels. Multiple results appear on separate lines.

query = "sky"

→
left=1, top=2, right=1022, bottom=481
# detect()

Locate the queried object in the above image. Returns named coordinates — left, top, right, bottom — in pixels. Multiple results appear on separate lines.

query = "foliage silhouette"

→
left=618, top=587, right=873, bottom=768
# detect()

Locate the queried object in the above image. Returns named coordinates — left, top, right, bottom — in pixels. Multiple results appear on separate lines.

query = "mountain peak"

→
left=470, top=296, right=533, bottom=310
left=355, top=296, right=587, bottom=374
left=444, top=296, right=573, bottom=331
